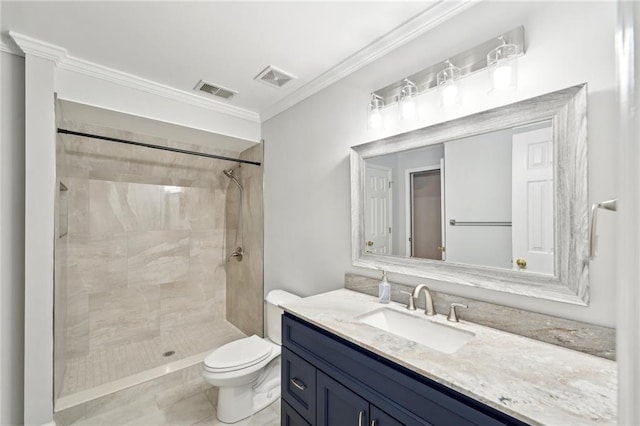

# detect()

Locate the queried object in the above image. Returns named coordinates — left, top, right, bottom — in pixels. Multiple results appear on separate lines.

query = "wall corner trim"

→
left=259, top=0, right=481, bottom=121
left=8, top=31, right=261, bottom=124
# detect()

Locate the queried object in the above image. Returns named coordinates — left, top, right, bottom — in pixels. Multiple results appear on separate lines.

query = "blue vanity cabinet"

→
left=370, top=405, right=404, bottom=426
left=317, top=371, right=369, bottom=426
left=282, top=347, right=316, bottom=422
left=317, top=370, right=403, bottom=426
left=282, top=399, right=312, bottom=426
left=281, top=312, right=528, bottom=426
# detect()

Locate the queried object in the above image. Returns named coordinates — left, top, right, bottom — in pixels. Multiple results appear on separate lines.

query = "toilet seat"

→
left=203, top=335, right=273, bottom=373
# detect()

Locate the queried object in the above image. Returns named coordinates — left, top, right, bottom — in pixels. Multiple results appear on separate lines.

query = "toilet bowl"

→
left=202, top=290, right=301, bottom=424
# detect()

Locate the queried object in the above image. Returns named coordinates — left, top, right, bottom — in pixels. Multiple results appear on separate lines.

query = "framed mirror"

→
left=351, top=84, right=588, bottom=305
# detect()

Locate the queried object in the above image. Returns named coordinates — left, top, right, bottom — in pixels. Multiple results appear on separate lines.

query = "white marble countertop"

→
left=281, top=289, right=616, bottom=426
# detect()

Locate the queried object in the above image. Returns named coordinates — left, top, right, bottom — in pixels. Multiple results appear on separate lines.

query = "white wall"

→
left=1, top=51, right=25, bottom=426
left=24, top=53, right=56, bottom=426
left=444, top=129, right=512, bottom=269
left=263, top=1, right=618, bottom=328
left=55, top=68, right=261, bottom=143
left=616, top=2, right=640, bottom=421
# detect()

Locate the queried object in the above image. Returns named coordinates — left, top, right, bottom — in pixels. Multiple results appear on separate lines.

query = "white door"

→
left=364, top=164, right=392, bottom=254
left=512, top=125, right=554, bottom=274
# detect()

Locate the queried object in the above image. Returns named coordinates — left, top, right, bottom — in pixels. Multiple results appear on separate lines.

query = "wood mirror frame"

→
left=350, top=84, right=588, bottom=305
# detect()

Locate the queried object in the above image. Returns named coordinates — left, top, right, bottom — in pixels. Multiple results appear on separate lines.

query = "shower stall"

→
left=52, top=102, right=264, bottom=411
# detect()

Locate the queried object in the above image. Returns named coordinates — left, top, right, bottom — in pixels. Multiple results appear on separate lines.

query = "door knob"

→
left=516, top=258, right=527, bottom=270
left=366, top=240, right=374, bottom=247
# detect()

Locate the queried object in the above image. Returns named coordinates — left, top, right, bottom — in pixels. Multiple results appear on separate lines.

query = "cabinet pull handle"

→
left=370, top=420, right=377, bottom=426
left=358, top=410, right=365, bottom=426
left=290, top=377, right=306, bottom=391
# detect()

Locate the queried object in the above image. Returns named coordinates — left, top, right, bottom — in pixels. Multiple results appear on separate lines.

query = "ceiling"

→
left=1, top=1, right=444, bottom=120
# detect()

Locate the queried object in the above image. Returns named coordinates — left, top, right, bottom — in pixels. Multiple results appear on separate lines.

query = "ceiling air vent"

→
left=194, top=80, right=237, bottom=99
left=254, top=65, right=296, bottom=88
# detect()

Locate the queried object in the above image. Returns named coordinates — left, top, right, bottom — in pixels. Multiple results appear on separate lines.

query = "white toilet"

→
left=202, top=289, right=301, bottom=424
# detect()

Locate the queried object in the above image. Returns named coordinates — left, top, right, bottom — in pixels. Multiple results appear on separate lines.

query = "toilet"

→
left=202, top=289, right=301, bottom=424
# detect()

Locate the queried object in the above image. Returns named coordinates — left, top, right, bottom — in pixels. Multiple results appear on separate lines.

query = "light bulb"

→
left=441, top=83, right=459, bottom=107
left=369, top=109, right=382, bottom=129
left=401, top=98, right=416, bottom=120
left=487, top=40, right=519, bottom=93
left=492, top=60, right=512, bottom=91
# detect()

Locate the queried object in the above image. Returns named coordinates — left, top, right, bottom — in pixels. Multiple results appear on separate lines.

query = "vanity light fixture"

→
left=437, top=60, right=461, bottom=108
left=367, top=26, right=525, bottom=129
left=399, top=78, right=419, bottom=120
left=487, top=35, right=519, bottom=92
left=368, top=93, right=385, bottom=129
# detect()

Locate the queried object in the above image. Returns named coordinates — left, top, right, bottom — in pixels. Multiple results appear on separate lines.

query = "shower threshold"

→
left=54, top=349, right=210, bottom=412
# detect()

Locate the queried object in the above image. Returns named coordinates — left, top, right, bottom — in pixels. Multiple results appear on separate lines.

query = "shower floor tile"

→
left=59, top=320, right=246, bottom=398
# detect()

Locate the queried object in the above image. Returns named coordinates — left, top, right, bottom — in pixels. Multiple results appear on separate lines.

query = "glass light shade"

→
left=437, top=63, right=461, bottom=108
left=440, top=82, right=459, bottom=107
left=399, top=80, right=418, bottom=120
left=487, top=43, right=519, bottom=92
left=368, top=109, right=382, bottom=129
left=400, top=98, right=416, bottom=120
left=368, top=95, right=384, bottom=129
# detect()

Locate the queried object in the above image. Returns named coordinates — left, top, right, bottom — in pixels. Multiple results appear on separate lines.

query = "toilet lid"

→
left=204, top=335, right=273, bottom=372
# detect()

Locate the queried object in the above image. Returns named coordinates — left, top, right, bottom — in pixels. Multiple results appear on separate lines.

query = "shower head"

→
left=223, top=164, right=244, bottom=192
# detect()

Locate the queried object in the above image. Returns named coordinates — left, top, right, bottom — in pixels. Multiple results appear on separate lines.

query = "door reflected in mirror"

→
left=363, top=119, right=553, bottom=275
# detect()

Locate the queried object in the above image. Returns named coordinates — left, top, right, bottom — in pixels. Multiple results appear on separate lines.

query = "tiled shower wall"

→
left=226, top=143, right=264, bottom=337
left=54, top=131, right=69, bottom=400
left=54, top=120, right=263, bottom=397
left=65, top=181, right=224, bottom=355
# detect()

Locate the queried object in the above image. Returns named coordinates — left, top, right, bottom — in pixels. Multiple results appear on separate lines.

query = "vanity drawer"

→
left=282, top=346, right=316, bottom=424
left=281, top=399, right=312, bottom=426
left=283, top=313, right=526, bottom=426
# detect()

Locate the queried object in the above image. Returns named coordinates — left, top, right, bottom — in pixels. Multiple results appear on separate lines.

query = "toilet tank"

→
left=265, top=290, right=301, bottom=345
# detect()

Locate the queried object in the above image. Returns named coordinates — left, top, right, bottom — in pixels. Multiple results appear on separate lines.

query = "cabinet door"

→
left=317, top=371, right=369, bottom=426
left=282, top=399, right=312, bottom=426
left=282, top=347, right=317, bottom=424
left=370, top=405, right=404, bottom=426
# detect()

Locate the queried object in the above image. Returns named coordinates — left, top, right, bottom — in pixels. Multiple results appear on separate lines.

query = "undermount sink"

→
left=357, top=307, right=475, bottom=354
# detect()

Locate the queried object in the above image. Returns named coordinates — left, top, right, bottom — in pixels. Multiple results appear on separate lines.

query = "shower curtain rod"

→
left=57, top=128, right=262, bottom=166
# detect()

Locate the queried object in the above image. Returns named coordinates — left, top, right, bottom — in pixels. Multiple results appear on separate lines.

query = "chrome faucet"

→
left=406, top=284, right=436, bottom=316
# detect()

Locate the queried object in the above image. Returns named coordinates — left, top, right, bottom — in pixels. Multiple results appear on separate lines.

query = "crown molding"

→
left=9, top=32, right=65, bottom=63
left=260, top=0, right=481, bottom=122
left=8, top=31, right=260, bottom=123
left=0, top=38, right=24, bottom=57
left=7, top=1, right=480, bottom=124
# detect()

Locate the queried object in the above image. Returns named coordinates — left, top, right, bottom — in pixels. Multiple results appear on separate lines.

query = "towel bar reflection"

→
left=449, top=219, right=512, bottom=226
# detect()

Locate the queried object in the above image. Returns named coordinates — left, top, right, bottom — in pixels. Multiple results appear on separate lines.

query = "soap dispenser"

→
left=379, top=270, right=391, bottom=304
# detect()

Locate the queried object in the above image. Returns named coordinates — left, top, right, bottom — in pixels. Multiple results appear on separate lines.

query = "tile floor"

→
left=65, top=388, right=280, bottom=426
left=60, top=321, right=246, bottom=397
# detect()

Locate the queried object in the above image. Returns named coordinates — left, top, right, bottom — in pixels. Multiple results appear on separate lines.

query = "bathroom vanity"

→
left=279, top=289, right=616, bottom=426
